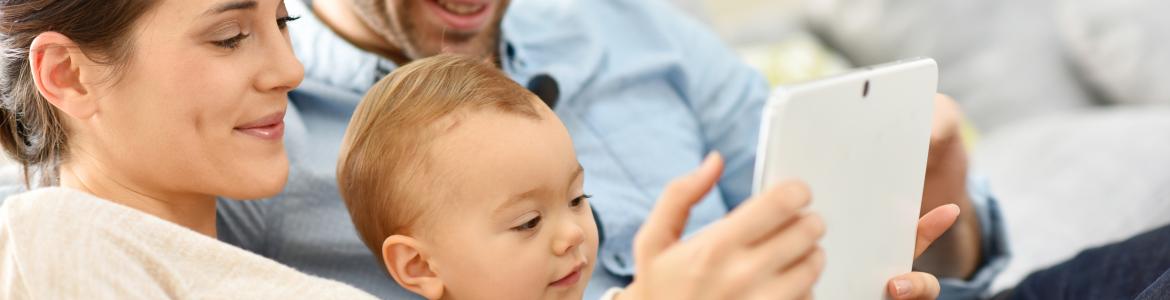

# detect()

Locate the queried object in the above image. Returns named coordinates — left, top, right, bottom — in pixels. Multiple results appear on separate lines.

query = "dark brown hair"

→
left=0, top=0, right=157, bottom=187
left=337, top=54, right=541, bottom=266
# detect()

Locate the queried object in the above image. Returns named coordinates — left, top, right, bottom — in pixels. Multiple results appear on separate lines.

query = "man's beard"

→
left=349, top=0, right=423, bottom=59
left=349, top=0, right=502, bottom=61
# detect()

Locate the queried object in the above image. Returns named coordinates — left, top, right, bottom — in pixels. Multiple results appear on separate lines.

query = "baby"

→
left=337, top=54, right=606, bottom=299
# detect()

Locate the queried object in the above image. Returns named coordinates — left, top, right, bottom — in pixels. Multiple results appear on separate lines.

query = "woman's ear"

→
left=28, top=32, right=99, bottom=120
left=383, top=235, right=445, bottom=299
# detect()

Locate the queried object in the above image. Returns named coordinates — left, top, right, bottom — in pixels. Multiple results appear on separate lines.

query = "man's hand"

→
left=620, top=153, right=826, bottom=300
left=916, top=94, right=982, bottom=278
left=886, top=204, right=962, bottom=299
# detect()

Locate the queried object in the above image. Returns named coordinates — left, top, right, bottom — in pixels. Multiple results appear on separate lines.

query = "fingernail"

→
left=893, top=279, right=912, bottom=297
left=700, top=152, right=720, bottom=169
left=704, top=151, right=719, bottom=163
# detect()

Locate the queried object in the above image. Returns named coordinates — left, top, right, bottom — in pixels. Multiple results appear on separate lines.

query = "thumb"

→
left=633, top=152, right=724, bottom=266
left=888, top=272, right=942, bottom=300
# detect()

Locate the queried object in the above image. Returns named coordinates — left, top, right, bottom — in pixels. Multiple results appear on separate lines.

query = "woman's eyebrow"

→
left=203, top=0, right=258, bottom=16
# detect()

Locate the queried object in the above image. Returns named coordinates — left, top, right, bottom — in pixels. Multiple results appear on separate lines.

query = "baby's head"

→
left=338, top=54, right=599, bottom=300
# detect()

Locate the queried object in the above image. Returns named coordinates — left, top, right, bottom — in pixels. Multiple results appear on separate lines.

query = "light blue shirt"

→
left=216, top=0, right=1008, bottom=299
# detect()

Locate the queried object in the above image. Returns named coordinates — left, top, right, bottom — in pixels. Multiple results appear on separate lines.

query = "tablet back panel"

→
left=752, top=58, right=937, bottom=299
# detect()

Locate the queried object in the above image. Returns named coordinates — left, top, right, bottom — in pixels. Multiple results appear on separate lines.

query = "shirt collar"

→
left=499, top=0, right=605, bottom=110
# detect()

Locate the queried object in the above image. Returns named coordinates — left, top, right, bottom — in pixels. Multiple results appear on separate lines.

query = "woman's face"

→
left=78, top=0, right=303, bottom=200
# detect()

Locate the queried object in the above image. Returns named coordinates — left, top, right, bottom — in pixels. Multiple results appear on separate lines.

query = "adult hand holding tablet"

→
left=619, top=58, right=959, bottom=300
left=752, top=58, right=958, bottom=299
left=621, top=153, right=827, bottom=300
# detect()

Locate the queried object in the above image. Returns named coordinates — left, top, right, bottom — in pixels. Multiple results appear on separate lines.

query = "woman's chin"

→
left=220, top=155, right=290, bottom=200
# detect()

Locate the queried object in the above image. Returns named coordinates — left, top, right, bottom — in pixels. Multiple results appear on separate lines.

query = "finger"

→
left=914, top=204, right=960, bottom=258
left=705, top=179, right=812, bottom=246
left=634, top=152, right=724, bottom=262
left=751, top=212, right=825, bottom=272
left=927, top=94, right=966, bottom=170
left=752, top=247, right=825, bottom=300
left=930, top=94, right=961, bottom=143
left=887, top=272, right=941, bottom=300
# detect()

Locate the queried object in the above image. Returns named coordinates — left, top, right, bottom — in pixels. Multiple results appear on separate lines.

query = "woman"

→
left=0, top=0, right=375, bottom=297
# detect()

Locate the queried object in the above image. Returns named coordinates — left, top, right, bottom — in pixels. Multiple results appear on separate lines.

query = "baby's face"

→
left=418, top=105, right=599, bottom=299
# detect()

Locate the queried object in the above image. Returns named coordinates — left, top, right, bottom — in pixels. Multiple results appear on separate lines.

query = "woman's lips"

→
left=234, top=111, right=285, bottom=141
left=424, top=0, right=493, bottom=32
left=549, top=263, right=584, bottom=288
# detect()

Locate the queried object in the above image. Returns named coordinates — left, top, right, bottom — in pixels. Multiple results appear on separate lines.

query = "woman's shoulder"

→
left=0, top=187, right=162, bottom=243
left=1, top=188, right=180, bottom=297
left=0, top=187, right=376, bottom=299
left=0, top=187, right=159, bottom=297
left=1, top=187, right=111, bottom=232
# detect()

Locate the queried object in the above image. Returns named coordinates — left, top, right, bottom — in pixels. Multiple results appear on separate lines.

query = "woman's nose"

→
left=254, top=32, right=304, bottom=94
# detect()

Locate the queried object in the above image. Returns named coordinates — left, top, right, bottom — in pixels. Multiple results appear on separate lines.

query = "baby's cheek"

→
left=584, top=217, right=602, bottom=267
left=585, top=209, right=601, bottom=253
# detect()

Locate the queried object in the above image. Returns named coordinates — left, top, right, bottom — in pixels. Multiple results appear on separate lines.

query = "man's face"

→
left=351, top=0, right=510, bottom=60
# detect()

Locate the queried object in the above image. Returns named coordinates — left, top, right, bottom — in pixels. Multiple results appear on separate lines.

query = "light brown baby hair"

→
left=337, top=54, right=543, bottom=266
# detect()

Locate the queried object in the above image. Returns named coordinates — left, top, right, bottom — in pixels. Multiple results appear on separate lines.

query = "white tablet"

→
left=752, top=58, right=938, bottom=299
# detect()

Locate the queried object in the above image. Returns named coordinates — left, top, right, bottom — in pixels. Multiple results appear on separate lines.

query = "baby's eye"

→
left=570, top=194, right=592, bottom=207
left=512, top=216, right=541, bottom=231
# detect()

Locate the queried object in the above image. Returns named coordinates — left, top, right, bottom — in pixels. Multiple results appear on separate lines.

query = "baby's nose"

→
left=552, top=221, right=586, bottom=256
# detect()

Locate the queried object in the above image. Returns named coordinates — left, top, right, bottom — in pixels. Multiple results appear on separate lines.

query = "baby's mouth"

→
left=549, top=262, right=585, bottom=288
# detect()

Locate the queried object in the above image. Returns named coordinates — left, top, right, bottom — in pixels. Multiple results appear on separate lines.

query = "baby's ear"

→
left=382, top=235, right=445, bottom=299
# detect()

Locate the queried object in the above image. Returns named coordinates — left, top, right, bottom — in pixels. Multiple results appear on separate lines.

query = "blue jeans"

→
left=1005, top=223, right=1170, bottom=300
left=1136, top=270, right=1170, bottom=300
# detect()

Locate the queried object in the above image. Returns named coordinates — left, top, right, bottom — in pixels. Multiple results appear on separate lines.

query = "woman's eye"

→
left=570, top=194, right=592, bottom=207
left=212, top=33, right=250, bottom=49
left=512, top=216, right=541, bottom=231
left=276, top=15, right=300, bottom=30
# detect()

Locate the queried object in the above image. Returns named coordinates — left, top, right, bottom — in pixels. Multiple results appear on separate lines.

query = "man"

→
left=216, top=0, right=1008, bottom=298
